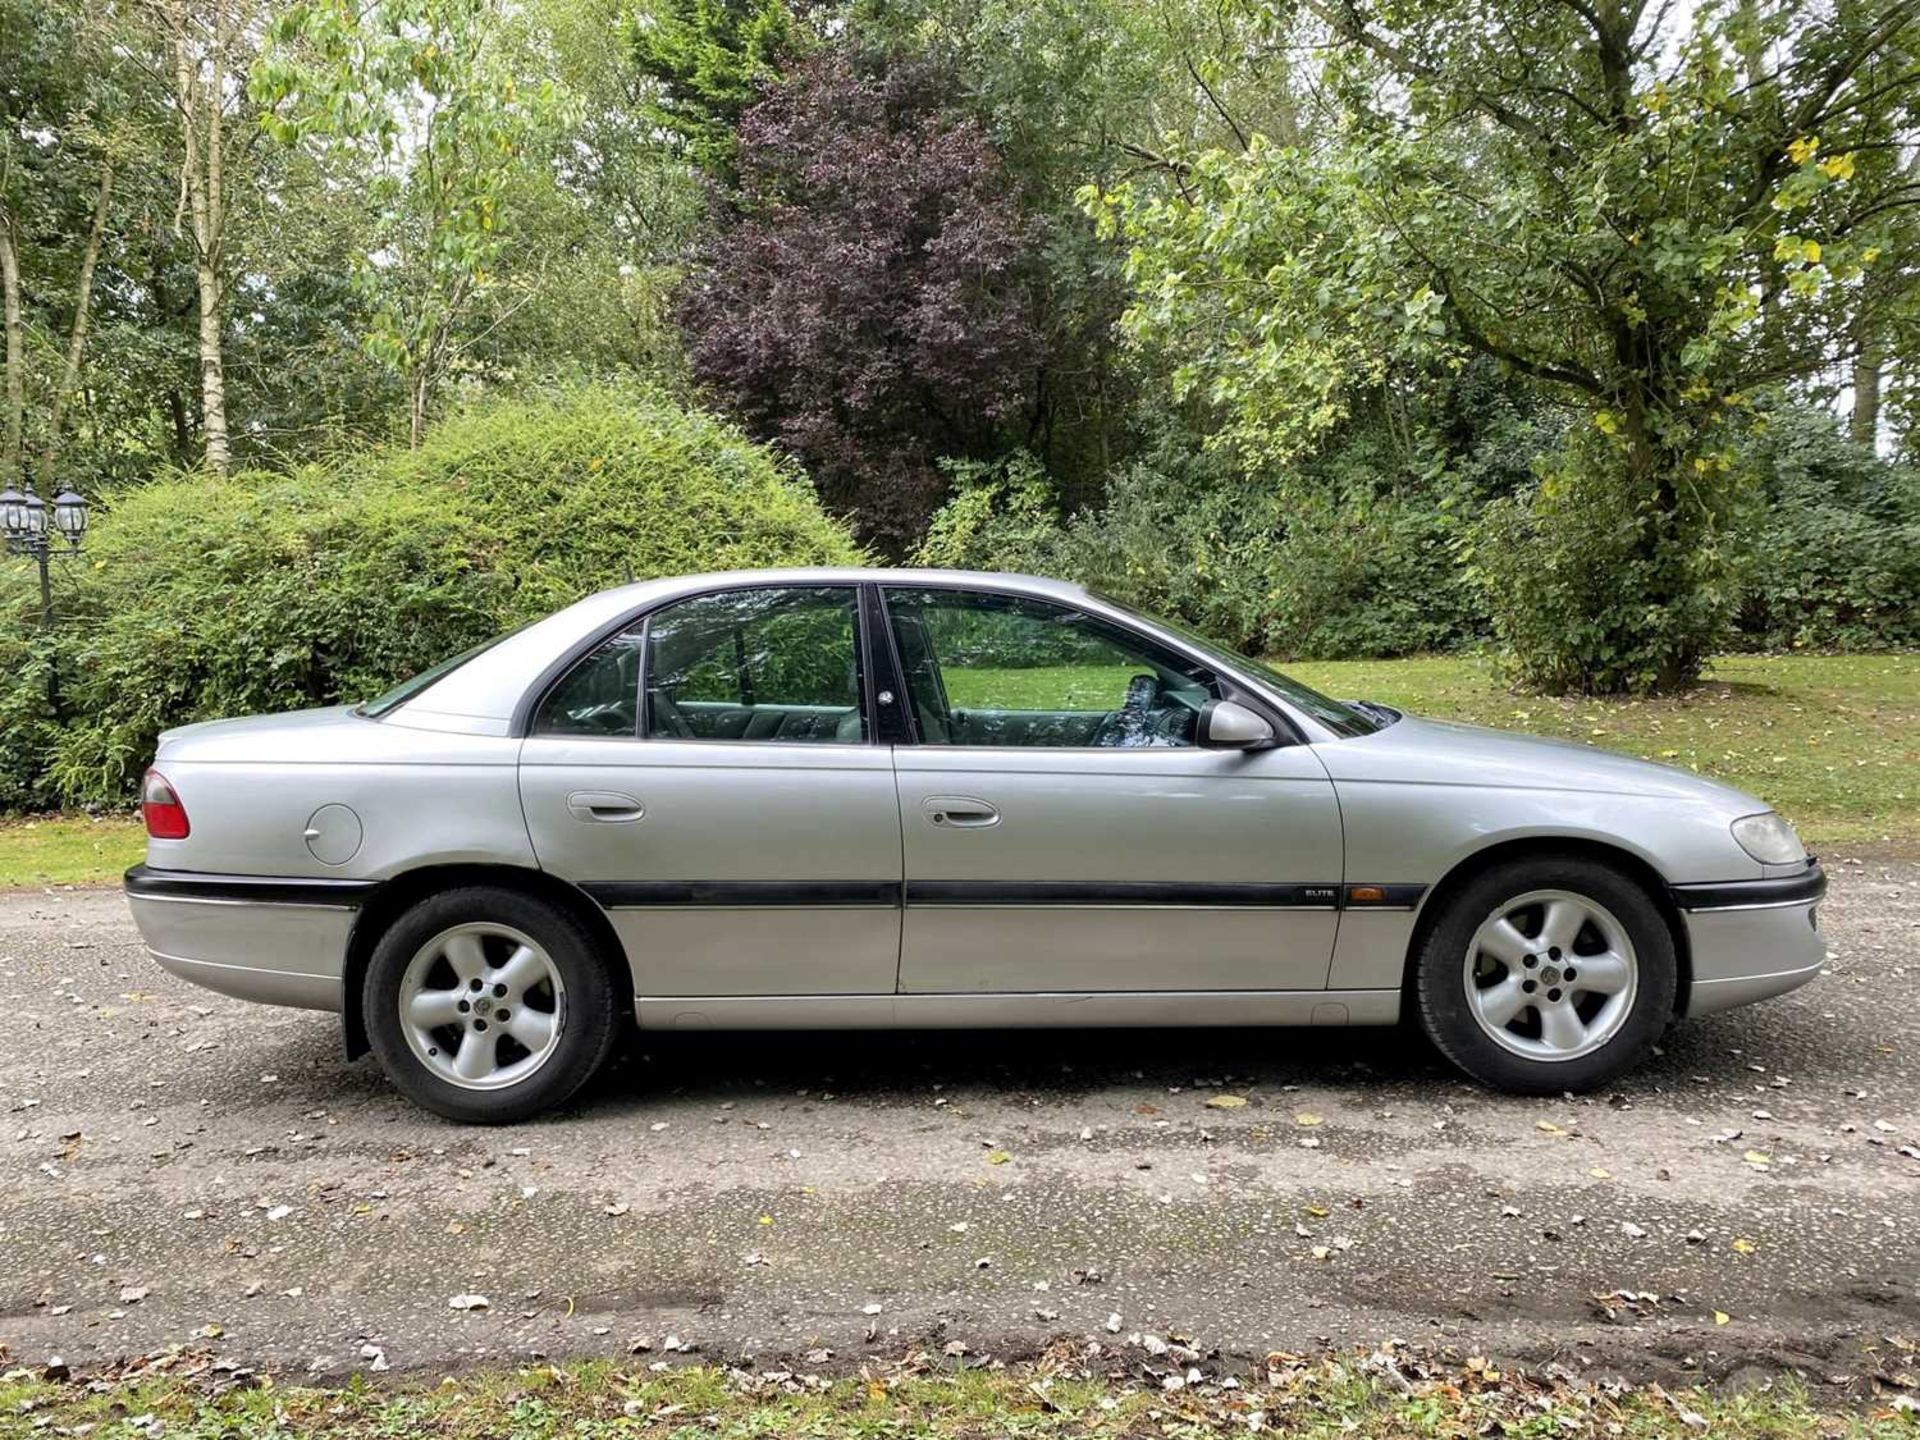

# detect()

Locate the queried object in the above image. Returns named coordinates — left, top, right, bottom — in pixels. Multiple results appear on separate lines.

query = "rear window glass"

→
left=358, top=630, right=518, bottom=719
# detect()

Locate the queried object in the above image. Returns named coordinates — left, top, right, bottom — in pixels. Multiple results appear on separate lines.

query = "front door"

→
left=881, top=586, right=1344, bottom=995
left=519, top=584, right=901, bottom=999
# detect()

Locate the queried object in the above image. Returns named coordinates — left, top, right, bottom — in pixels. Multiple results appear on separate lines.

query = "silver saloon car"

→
left=125, top=568, right=1827, bottom=1121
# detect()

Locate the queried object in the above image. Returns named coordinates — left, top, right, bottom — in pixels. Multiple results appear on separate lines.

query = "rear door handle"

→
left=922, top=795, right=999, bottom=828
left=567, top=790, right=645, bottom=823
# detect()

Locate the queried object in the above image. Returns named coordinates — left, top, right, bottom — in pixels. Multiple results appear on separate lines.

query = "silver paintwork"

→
left=1200, top=699, right=1275, bottom=749
left=522, top=737, right=902, bottom=996
left=1463, top=889, right=1638, bottom=1060
left=1683, top=899, right=1826, bottom=1015
left=130, top=893, right=348, bottom=1011
left=125, top=567, right=1826, bottom=1058
left=893, top=743, right=1341, bottom=994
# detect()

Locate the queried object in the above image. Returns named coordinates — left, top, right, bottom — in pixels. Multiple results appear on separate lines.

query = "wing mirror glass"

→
left=1199, top=699, right=1275, bottom=750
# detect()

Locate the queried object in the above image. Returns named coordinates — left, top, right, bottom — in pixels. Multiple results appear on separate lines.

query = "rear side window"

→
left=644, top=586, right=866, bottom=744
left=532, top=628, right=645, bottom=737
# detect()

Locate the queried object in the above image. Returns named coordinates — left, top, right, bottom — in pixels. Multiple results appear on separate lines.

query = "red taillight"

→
left=141, top=768, right=191, bottom=840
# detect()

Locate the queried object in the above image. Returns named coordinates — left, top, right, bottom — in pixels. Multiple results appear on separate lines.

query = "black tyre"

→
left=363, top=886, right=621, bottom=1123
left=1413, top=856, right=1677, bottom=1094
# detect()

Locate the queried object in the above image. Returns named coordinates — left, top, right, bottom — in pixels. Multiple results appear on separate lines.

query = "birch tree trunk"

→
left=45, top=163, right=115, bottom=458
left=168, top=0, right=233, bottom=475
left=0, top=209, right=23, bottom=487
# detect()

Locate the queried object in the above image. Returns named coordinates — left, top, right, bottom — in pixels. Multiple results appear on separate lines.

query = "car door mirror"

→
left=1198, top=699, right=1276, bottom=750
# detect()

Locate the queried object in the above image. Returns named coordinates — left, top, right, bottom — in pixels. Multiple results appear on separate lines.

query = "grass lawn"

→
left=0, top=811, right=144, bottom=889
left=1286, top=652, right=1916, bottom=848
left=3, top=1353, right=1914, bottom=1440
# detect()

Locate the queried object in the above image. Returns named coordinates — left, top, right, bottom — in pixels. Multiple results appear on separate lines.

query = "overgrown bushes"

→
left=916, top=419, right=1495, bottom=661
left=6, top=386, right=863, bottom=808
left=1735, top=409, right=1920, bottom=651
left=914, top=403, right=1915, bottom=680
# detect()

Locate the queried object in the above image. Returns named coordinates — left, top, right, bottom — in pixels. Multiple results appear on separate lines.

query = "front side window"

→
left=1095, top=593, right=1381, bottom=737
left=882, top=588, right=1217, bottom=748
left=645, top=586, right=866, bottom=744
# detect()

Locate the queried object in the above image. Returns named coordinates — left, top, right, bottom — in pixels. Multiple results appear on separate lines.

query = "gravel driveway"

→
left=2, top=860, right=1915, bottom=1385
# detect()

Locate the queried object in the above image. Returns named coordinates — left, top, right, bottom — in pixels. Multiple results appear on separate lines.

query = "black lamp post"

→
left=0, top=478, right=89, bottom=629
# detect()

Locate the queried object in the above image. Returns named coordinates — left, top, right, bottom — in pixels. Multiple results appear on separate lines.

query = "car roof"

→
left=389, top=569, right=1105, bottom=732
left=581, top=567, right=1099, bottom=608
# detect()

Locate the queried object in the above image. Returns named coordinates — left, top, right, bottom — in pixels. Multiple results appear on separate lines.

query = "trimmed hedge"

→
left=7, top=386, right=863, bottom=807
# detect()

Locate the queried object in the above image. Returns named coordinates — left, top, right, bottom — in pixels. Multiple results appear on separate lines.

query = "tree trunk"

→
left=409, top=369, right=431, bottom=449
left=171, top=0, right=232, bottom=475
left=166, top=387, right=192, bottom=461
left=1851, top=339, right=1883, bottom=450
left=45, top=162, right=115, bottom=458
left=0, top=210, right=23, bottom=486
left=192, top=253, right=229, bottom=473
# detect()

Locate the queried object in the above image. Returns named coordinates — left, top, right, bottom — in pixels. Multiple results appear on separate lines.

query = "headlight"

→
left=1731, top=812, right=1805, bottom=865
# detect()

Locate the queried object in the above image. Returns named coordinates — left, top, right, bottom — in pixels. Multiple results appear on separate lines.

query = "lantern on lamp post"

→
left=0, top=476, right=89, bottom=629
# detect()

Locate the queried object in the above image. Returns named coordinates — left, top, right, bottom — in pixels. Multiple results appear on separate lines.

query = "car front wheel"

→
left=1413, top=857, right=1677, bottom=1093
left=364, top=887, right=620, bottom=1123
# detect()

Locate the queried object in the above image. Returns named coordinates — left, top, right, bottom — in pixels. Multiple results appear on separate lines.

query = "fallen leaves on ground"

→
left=8, top=1336, right=1915, bottom=1439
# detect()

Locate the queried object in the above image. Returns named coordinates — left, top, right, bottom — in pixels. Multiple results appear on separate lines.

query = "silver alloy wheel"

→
left=1462, top=889, right=1638, bottom=1062
left=399, top=922, right=567, bottom=1091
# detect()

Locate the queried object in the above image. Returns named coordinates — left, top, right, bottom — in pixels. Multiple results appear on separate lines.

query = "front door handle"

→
left=922, top=795, right=999, bottom=828
left=567, top=790, right=645, bottom=823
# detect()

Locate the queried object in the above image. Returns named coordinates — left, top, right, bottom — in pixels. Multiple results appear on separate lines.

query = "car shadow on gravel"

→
left=178, top=988, right=1852, bottom=1123
left=567, top=999, right=1849, bottom=1116
left=607, top=1022, right=1453, bottom=1105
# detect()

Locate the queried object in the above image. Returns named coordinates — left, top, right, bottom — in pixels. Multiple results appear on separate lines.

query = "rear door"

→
left=519, top=584, right=902, bottom=999
left=882, top=585, right=1344, bottom=995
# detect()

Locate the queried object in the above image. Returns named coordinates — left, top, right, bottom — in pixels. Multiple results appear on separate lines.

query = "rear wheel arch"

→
left=1402, top=837, right=1691, bottom=1016
left=342, top=864, right=630, bottom=1060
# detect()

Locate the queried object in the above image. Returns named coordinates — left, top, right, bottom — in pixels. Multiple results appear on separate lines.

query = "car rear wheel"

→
left=364, top=887, right=620, bottom=1122
left=1413, top=857, right=1677, bottom=1093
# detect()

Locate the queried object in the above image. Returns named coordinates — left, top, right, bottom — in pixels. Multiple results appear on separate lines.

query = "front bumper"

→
left=124, top=865, right=362, bottom=1012
left=1672, top=864, right=1827, bottom=1018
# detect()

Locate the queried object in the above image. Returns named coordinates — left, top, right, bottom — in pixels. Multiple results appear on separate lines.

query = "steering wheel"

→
left=1150, top=703, right=1196, bottom=744
left=582, top=706, right=632, bottom=735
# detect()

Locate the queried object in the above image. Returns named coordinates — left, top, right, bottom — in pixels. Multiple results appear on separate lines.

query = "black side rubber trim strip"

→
left=124, top=864, right=378, bottom=907
left=583, top=879, right=1428, bottom=909
left=583, top=879, right=1428, bottom=913
left=1670, top=866, right=1827, bottom=911
left=904, top=880, right=1402, bottom=908
left=584, top=880, right=904, bottom=908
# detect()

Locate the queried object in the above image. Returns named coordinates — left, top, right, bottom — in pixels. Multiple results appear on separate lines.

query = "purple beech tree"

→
left=677, top=51, right=1038, bottom=552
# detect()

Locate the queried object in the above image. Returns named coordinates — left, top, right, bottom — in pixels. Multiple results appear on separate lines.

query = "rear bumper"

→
left=124, top=865, right=359, bottom=1011
left=1673, top=865, right=1828, bottom=1018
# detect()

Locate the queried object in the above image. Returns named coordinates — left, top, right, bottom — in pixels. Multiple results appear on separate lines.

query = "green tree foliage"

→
left=629, top=0, right=800, bottom=181
left=254, top=0, right=578, bottom=445
left=16, top=386, right=862, bottom=804
left=1093, top=0, right=1920, bottom=692
left=677, top=48, right=1039, bottom=552
left=849, top=0, right=1293, bottom=505
left=919, top=366, right=1550, bottom=658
